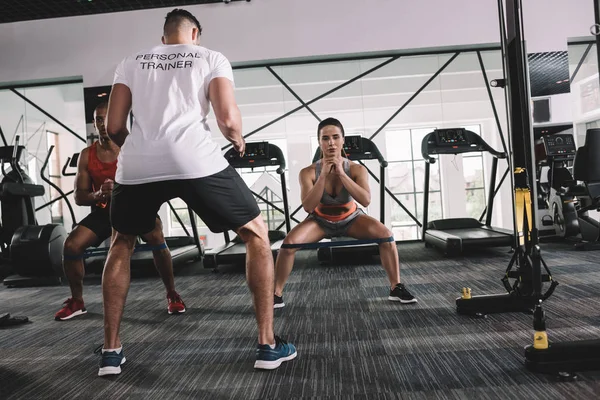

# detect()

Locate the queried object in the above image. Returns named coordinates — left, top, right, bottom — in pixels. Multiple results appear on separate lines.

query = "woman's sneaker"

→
left=254, top=336, right=297, bottom=370
left=54, top=298, right=87, bottom=321
left=389, top=283, right=417, bottom=304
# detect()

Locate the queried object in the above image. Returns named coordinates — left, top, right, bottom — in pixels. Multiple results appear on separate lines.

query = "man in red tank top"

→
left=54, top=101, right=186, bottom=320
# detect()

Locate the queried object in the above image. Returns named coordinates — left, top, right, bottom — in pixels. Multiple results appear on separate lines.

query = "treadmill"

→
left=421, top=128, right=514, bottom=256
left=311, top=136, right=388, bottom=263
left=203, top=141, right=291, bottom=269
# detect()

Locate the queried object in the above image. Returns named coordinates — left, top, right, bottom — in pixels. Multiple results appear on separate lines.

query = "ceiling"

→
left=0, top=0, right=247, bottom=24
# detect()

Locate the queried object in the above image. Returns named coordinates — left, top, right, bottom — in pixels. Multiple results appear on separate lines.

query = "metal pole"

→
left=485, top=157, right=499, bottom=226
left=504, top=0, right=542, bottom=299
left=422, top=162, right=431, bottom=239
left=594, top=0, right=600, bottom=74
left=187, top=207, right=204, bottom=255
left=380, top=165, right=385, bottom=224
left=280, top=171, right=292, bottom=233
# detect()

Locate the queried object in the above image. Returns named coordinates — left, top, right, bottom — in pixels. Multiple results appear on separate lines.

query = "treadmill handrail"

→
left=312, top=136, right=388, bottom=167
left=41, top=145, right=77, bottom=225
left=422, top=129, right=506, bottom=163
left=62, top=153, right=79, bottom=177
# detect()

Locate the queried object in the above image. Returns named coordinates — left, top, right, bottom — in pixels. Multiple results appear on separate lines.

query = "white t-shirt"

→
left=112, top=44, right=231, bottom=184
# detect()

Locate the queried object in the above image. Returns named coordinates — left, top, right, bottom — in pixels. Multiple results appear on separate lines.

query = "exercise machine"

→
left=2, top=137, right=68, bottom=287
left=421, top=128, right=514, bottom=256
left=534, top=131, right=600, bottom=249
left=310, top=136, right=389, bottom=263
left=571, top=129, right=600, bottom=249
left=203, top=141, right=291, bottom=269
left=532, top=124, right=576, bottom=239
left=534, top=131, right=578, bottom=239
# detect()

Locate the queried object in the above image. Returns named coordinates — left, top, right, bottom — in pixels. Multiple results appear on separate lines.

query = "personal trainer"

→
left=99, top=9, right=296, bottom=376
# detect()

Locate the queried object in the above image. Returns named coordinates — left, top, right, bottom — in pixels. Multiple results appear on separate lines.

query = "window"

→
left=461, top=125, right=486, bottom=219
left=168, top=198, right=207, bottom=242
left=386, top=128, right=442, bottom=240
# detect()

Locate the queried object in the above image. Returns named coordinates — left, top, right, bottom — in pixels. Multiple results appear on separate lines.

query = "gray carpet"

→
left=1, top=242, right=600, bottom=399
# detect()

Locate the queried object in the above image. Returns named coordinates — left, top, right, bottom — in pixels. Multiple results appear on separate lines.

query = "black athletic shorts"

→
left=110, top=165, right=261, bottom=235
left=77, top=206, right=112, bottom=244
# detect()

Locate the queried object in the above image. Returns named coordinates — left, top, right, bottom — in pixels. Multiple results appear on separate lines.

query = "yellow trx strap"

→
left=514, top=168, right=532, bottom=245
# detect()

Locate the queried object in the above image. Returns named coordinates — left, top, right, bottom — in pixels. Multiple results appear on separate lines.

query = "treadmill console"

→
left=422, top=128, right=504, bottom=161
left=434, top=128, right=470, bottom=146
left=225, top=141, right=286, bottom=169
left=226, top=141, right=270, bottom=163
left=343, top=136, right=364, bottom=156
left=542, top=134, right=576, bottom=158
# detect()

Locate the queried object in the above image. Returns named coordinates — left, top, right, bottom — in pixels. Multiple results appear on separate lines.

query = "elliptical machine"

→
left=1, top=136, right=68, bottom=287
left=534, top=130, right=600, bottom=249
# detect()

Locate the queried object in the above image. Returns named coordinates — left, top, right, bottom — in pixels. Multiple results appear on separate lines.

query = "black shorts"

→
left=77, top=206, right=112, bottom=245
left=110, top=165, right=261, bottom=235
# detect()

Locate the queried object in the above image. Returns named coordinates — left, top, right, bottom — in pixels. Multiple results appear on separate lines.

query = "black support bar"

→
left=35, top=189, right=75, bottom=212
left=187, top=207, right=204, bottom=254
left=369, top=52, right=460, bottom=141
left=477, top=51, right=509, bottom=156
left=485, top=157, right=499, bottom=226
left=222, top=56, right=401, bottom=150
left=479, top=166, right=510, bottom=222
left=0, top=125, right=7, bottom=146
left=266, top=66, right=322, bottom=123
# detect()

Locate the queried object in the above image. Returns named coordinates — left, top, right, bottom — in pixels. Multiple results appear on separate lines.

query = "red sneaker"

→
left=55, top=298, right=87, bottom=321
left=167, top=292, right=186, bottom=315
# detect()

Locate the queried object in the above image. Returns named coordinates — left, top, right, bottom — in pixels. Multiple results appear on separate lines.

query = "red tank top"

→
left=88, top=142, right=117, bottom=208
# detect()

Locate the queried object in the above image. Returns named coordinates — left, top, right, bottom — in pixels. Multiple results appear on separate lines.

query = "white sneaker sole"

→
left=98, top=356, right=126, bottom=376
left=168, top=308, right=186, bottom=315
left=254, top=351, right=297, bottom=370
left=273, top=303, right=285, bottom=309
left=57, top=309, right=87, bottom=321
left=388, top=296, right=418, bottom=304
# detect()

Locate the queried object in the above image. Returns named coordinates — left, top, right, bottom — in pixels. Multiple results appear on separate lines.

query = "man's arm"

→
left=208, top=77, right=244, bottom=154
left=300, top=166, right=327, bottom=214
left=339, top=163, right=371, bottom=207
left=106, top=83, right=132, bottom=147
left=74, top=149, right=101, bottom=206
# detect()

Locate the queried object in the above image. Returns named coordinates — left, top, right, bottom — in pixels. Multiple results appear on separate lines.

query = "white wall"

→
left=0, top=0, right=594, bottom=88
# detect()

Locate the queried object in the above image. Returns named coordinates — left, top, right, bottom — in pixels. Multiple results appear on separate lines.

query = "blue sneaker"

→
left=254, top=336, right=297, bottom=370
left=95, top=345, right=126, bottom=376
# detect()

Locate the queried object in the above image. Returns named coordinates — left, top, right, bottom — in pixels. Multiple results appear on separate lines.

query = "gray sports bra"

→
left=315, top=159, right=353, bottom=205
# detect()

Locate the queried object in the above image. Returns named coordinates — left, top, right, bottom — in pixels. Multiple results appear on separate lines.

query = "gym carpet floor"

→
left=1, top=242, right=600, bottom=399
